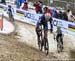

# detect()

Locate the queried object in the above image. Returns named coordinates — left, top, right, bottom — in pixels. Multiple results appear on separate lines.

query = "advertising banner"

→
left=0, top=4, right=75, bottom=36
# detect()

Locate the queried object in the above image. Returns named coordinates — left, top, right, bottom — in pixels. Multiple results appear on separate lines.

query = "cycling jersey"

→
left=56, top=27, right=62, bottom=37
left=8, top=6, right=14, bottom=16
left=36, top=14, right=53, bottom=31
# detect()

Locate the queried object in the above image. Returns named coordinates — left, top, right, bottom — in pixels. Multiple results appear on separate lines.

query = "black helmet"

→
left=8, top=5, right=11, bottom=8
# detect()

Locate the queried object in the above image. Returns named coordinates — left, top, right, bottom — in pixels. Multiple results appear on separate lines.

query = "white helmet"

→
left=45, top=13, right=51, bottom=21
left=57, top=26, right=61, bottom=30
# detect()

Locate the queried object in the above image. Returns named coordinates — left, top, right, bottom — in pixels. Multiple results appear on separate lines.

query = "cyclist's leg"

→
left=8, top=13, right=11, bottom=21
left=50, top=22, right=53, bottom=33
left=60, top=35, right=63, bottom=46
left=44, top=29, right=49, bottom=55
left=36, top=27, right=41, bottom=49
left=43, top=24, right=49, bottom=52
left=11, top=15, right=14, bottom=22
left=9, top=13, right=13, bottom=22
left=56, top=34, right=59, bottom=43
left=60, top=35, right=64, bottom=51
left=56, top=34, right=60, bottom=52
left=36, top=32, right=41, bottom=46
left=44, top=30, right=48, bottom=50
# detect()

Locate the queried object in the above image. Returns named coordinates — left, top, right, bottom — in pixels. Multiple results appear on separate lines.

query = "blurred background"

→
left=0, top=0, right=75, bottom=15
left=29, top=0, right=75, bottom=15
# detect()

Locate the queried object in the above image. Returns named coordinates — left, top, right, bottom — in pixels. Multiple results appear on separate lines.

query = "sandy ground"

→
left=0, top=20, right=75, bottom=61
left=0, top=18, right=15, bottom=34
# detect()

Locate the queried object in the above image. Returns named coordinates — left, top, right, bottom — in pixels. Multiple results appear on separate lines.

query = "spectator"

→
left=22, top=1, right=28, bottom=11
left=67, top=9, right=74, bottom=22
left=16, top=0, right=25, bottom=8
left=38, top=1, right=43, bottom=13
left=70, top=15, right=75, bottom=22
left=34, top=1, right=42, bottom=14
left=0, top=0, right=6, bottom=5
left=15, top=0, right=21, bottom=8
left=52, top=8, right=58, bottom=18
left=20, top=0, right=25, bottom=6
left=62, top=12, right=68, bottom=21
left=58, top=11, right=63, bottom=19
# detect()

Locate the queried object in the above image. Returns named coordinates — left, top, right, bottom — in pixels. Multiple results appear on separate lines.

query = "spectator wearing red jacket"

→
left=44, top=7, right=52, bottom=16
left=22, top=1, right=28, bottom=11
left=34, top=2, right=42, bottom=13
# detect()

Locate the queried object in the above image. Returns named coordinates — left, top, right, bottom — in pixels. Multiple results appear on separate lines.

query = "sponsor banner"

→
left=52, top=18, right=75, bottom=36
left=68, top=24, right=75, bottom=32
left=14, top=8, right=42, bottom=24
left=15, top=9, right=25, bottom=17
left=0, top=4, right=75, bottom=36
left=14, top=8, right=25, bottom=21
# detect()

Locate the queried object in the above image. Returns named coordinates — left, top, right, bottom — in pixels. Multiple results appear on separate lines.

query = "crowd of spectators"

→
left=33, top=1, right=75, bottom=22
left=15, top=0, right=75, bottom=22
left=0, top=0, right=6, bottom=5
left=0, top=0, right=75, bottom=22
left=32, top=1, right=75, bottom=22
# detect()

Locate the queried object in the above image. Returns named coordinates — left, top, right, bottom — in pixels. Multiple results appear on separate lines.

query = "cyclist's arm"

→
left=53, top=31, right=57, bottom=40
left=49, top=17, right=53, bottom=29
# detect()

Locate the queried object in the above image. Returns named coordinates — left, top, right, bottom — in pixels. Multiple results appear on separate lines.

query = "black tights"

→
left=56, top=34, right=63, bottom=45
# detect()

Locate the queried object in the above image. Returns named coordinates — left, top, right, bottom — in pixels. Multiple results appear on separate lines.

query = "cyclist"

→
left=7, top=5, right=14, bottom=22
left=54, top=26, right=64, bottom=53
left=36, top=12, right=53, bottom=55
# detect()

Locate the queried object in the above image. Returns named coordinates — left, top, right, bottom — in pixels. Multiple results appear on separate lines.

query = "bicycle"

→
left=36, top=25, right=49, bottom=55
left=54, top=33, right=63, bottom=53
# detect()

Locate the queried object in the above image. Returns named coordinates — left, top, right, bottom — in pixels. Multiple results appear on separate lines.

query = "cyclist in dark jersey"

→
left=54, top=26, right=64, bottom=52
left=56, top=26, right=63, bottom=47
left=8, top=5, right=14, bottom=22
left=36, top=13, right=53, bottom=53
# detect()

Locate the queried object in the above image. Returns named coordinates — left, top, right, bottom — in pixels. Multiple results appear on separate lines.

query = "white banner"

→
left=0, top=4, right=75, bottom=36
left=53, top=18, right=75, bottom=36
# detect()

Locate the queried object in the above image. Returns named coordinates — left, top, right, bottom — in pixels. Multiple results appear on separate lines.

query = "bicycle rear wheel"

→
left=44, top=38, right=49, bottom=55
left=57, top=37, right=63, bottom=53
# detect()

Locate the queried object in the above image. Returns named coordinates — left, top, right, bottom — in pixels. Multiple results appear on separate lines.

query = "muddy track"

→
left=14, top=21, right=72, bottom=60
left=0, top=27, right=57, bottom=61
left=0, top=19, right=74, bottom=60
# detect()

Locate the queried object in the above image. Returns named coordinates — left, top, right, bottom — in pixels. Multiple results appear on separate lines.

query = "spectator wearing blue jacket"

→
left=52, top=8, right=58, bottom=18
left=20, top=0, right=24, bottom=4
left=16, top=0, right=25, bottom=8
left=16, top=0, right=21, bottom=8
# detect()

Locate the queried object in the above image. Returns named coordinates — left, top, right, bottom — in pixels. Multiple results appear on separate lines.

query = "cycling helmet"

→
left=8, top=5, right=11, bottom=8
left=45, top=13, right=51, bottom=21
left=57, top=26, right=61, bottom=30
